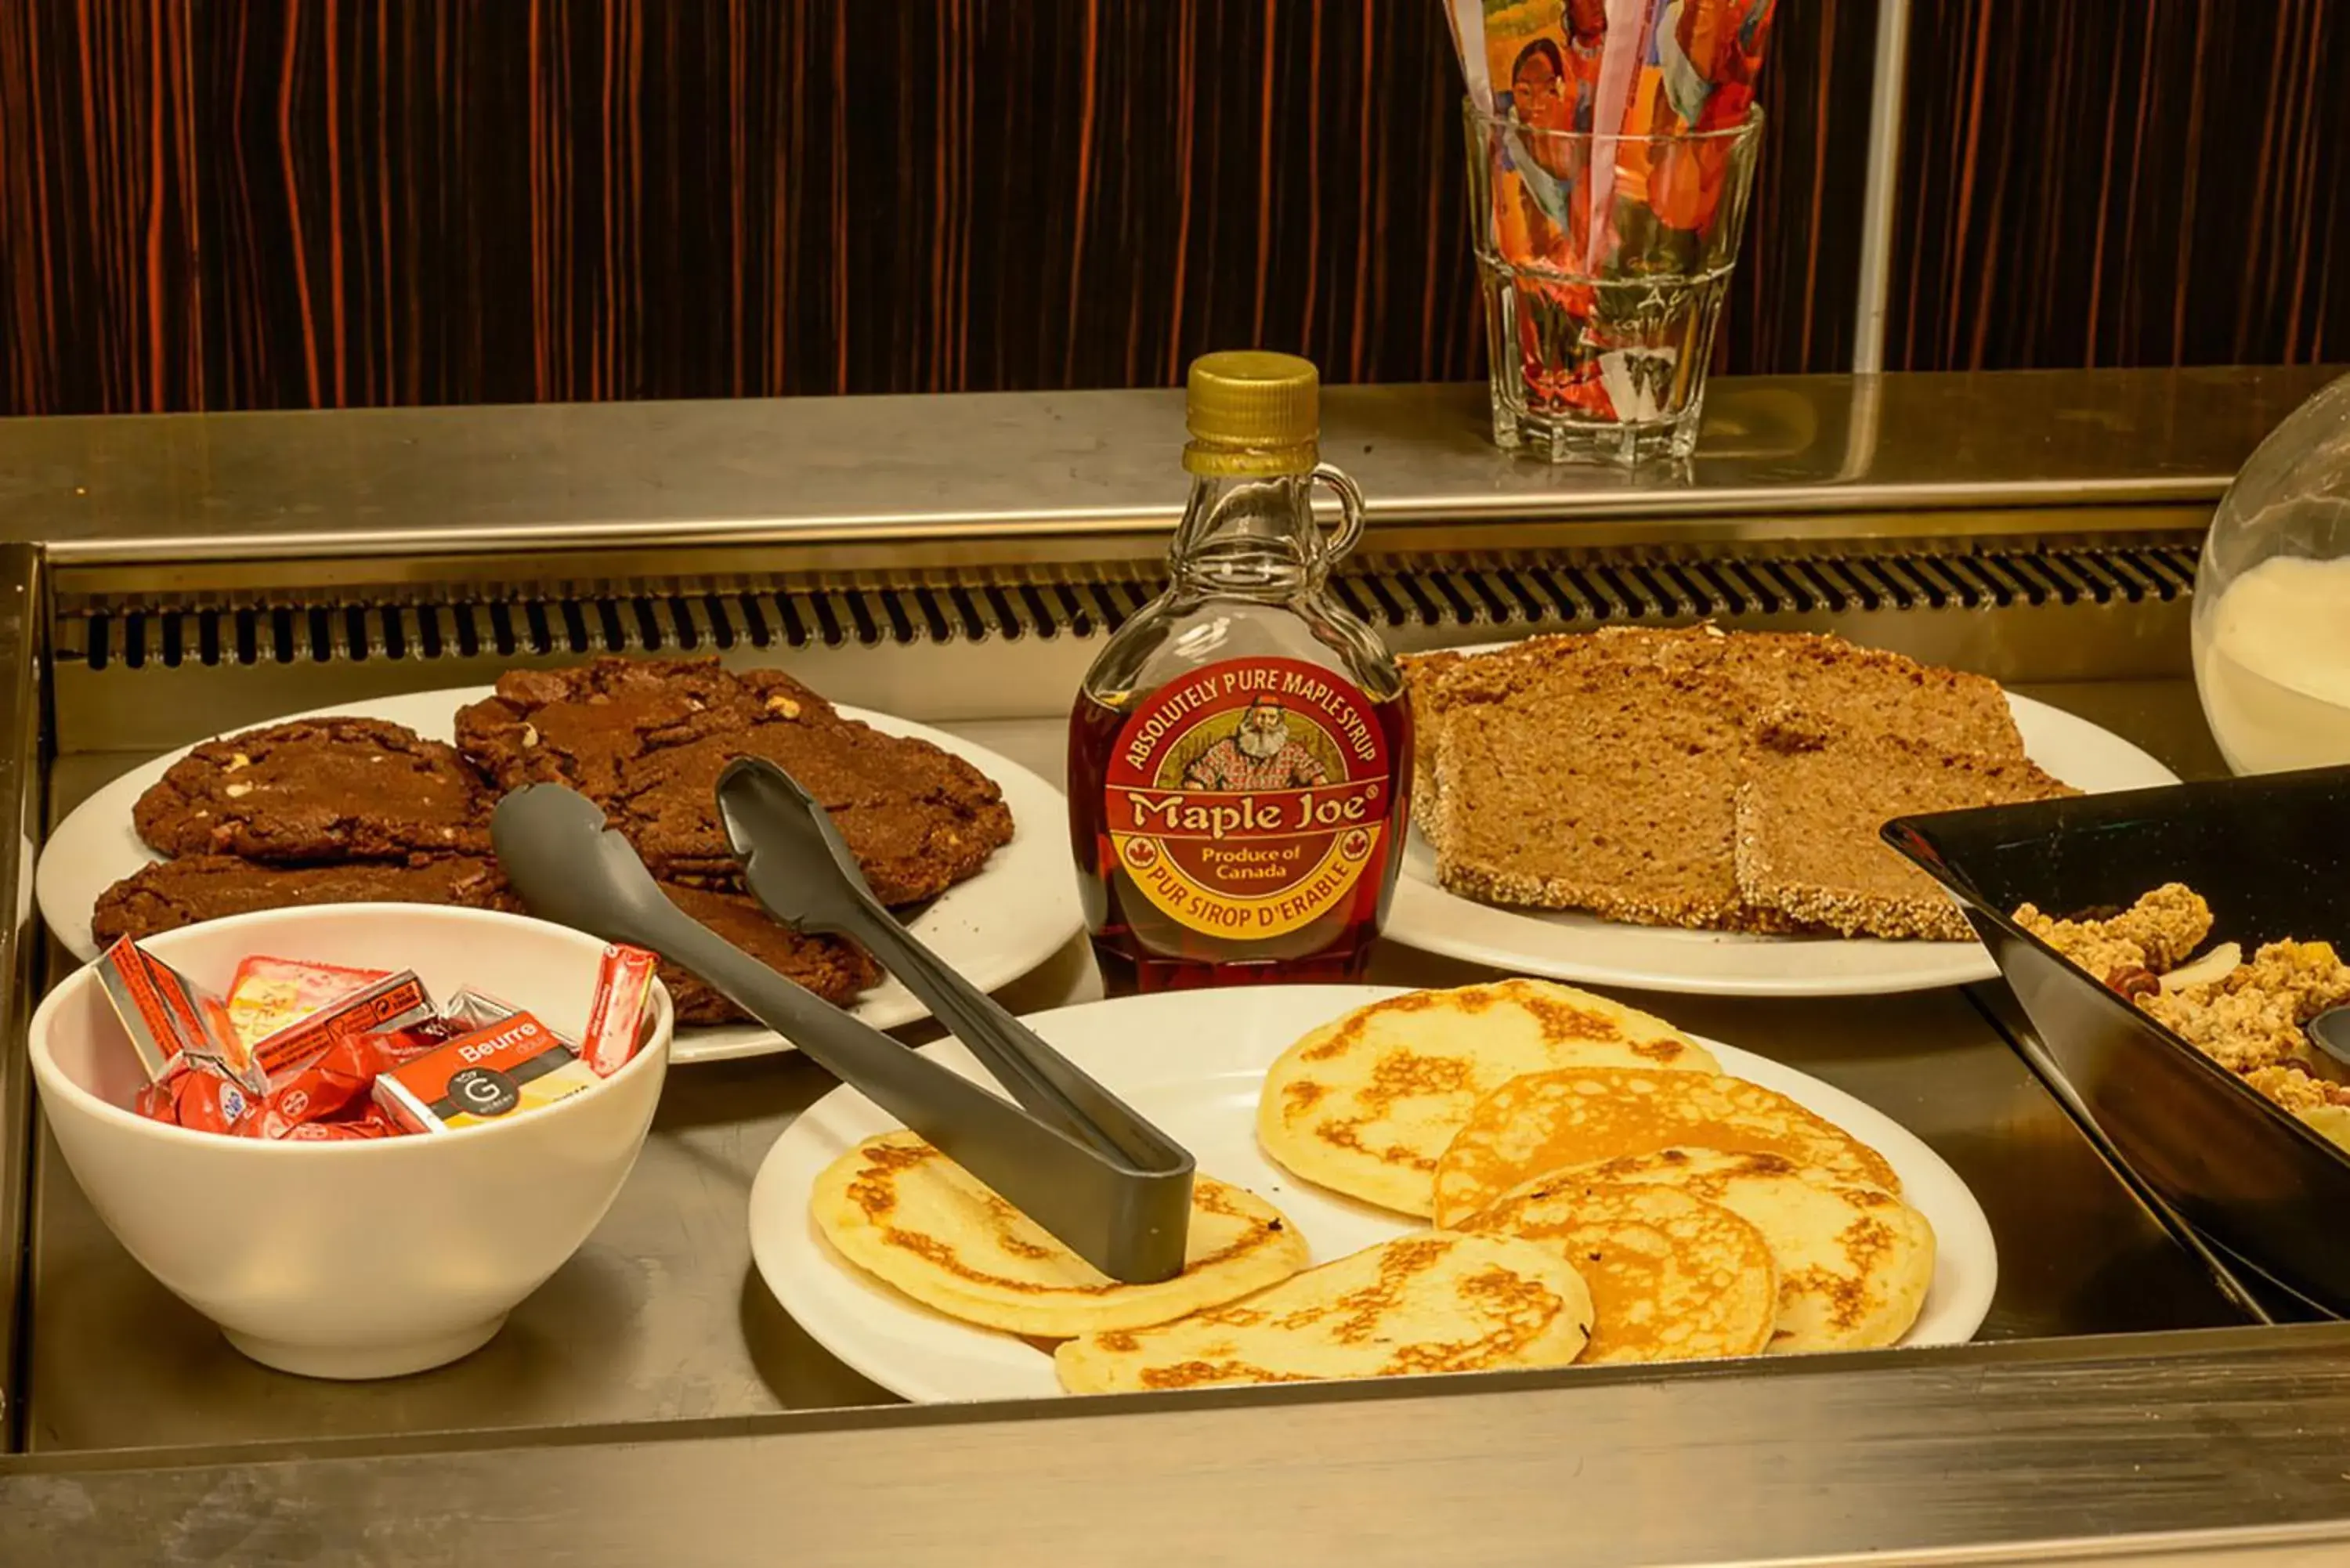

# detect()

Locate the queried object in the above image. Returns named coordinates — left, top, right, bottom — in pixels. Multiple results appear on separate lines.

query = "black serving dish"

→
left=1887, top=766, right=2350, bottom=1315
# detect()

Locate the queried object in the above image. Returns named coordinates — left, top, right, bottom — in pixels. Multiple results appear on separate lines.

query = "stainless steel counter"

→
left=17, top=697, right=2256, bottom=1457
left=0, top=367, right=2337, bottom=561
left=5, top=368, right=2350, bottom=1566
left=15, top=1326, right=2350, bottom=1567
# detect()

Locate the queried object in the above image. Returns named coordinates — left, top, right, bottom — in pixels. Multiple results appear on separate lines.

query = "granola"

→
left=2142, top=940, right=2350, bottom=1075
left=2015, top=887, right=2350, bottom=1148
left=2243, top=1064, right=2350, bottom=1118
left=2013, top=883, right=2213, bottom=981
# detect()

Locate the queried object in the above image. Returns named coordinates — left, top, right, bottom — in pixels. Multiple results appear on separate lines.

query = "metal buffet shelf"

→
left=2, top=367, right=2348, bottom=1566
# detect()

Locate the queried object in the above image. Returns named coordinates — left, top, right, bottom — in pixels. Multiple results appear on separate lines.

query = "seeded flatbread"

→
left=1406, top=627, right=2035, bottom=937
left=812, top=1131, right=1308, bottom=1338
left=1459, top=1178, right=1777, bottom=1364
left=1735, top=724, right=2075, bottom=940
left=1054, top=1233, right=1593, bottom=1394
left=1432, top=1067, right=1902, bottom=1228
left=1535, top=1148, right=1935, bottom=1353
left=1256, top=981, right=1719, bottom=1218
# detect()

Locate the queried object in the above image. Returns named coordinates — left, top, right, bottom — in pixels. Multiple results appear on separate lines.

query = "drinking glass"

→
left=1463, top=102, right=1763, bottom=465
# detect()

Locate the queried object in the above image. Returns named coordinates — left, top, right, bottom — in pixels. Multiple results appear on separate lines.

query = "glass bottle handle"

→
left=1311, top=463, right=1368, bottom=565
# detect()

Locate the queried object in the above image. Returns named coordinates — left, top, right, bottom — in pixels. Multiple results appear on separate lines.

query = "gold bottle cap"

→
left=1184, top=351, right=1320, bottom=476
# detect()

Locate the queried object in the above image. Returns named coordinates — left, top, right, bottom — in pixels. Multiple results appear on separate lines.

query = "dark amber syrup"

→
left=1066, top=689, right=1412, bottom=994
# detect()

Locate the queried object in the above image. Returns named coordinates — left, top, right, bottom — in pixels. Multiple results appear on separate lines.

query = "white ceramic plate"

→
left=1382, top=688, right=2180, bottom=997
left=34, top=685, right=1083, bottom=1065
left=748, top=984, right=1999, bottom=1404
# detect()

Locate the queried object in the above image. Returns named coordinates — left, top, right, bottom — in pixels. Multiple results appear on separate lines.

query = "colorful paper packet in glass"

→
left=1609, top=0, right=1777, bottom=238
left=1445, top=0, right=1778, bottom=262
left=1472, top=0, right=1611, bottom=274
left=1452, top=2, right=1637, bottom=418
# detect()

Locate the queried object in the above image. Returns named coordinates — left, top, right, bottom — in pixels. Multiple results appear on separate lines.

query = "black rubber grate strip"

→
left=59, top=543, right=2205, bottom=670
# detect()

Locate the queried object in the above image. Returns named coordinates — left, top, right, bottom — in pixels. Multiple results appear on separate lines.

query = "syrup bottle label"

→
left=1104, top=656, right=1393, bottom=940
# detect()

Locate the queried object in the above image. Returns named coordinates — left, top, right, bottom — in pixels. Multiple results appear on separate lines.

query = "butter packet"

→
left=225, top=956, right=394, bottom=1050
left=371, top=1011, right=601, bottom=1133
left=96, top=937, right=262, bottom=1092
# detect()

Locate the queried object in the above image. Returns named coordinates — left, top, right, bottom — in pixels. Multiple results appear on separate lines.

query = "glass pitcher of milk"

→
left=2194, top=374, right=2350, bottom=775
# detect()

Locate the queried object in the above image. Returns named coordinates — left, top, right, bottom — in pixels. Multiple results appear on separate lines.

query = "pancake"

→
left=1053, top=1233, right=1594, bottom=1394
left=1539, top=1149, right=1935, bottom=1353
left=1256, top=981, right=1720, bottom=1217
left=1431, top=1068, right=1902, bottom=1227
left=1459, top=1178, right=1777, bottom=1364
left=810, top=1132, right=1308, bottom=1338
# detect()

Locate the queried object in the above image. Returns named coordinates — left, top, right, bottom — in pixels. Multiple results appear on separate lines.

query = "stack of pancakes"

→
left=808, top=980, right=1935, bottom=1394
left=1257, top=981, right=1936, bottom=1366
left=813, top=1125, right=1596, bottom=1394
left=92, top=657, right=1015, bottom=1024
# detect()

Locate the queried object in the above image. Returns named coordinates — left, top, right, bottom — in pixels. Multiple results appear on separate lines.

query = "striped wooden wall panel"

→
left=1893, top=0, right=2348, bottom=370
left=0, top=0, right=1867, bottom=413
left=0, top=1, right=2334, bottom=417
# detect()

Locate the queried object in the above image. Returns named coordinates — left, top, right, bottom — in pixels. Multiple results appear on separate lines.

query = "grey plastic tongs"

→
left=490, top=768, right=1195, bottom=1284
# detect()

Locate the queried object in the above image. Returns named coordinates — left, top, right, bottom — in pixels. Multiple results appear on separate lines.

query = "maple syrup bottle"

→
left=1068, top=352, right=1412, bottom=992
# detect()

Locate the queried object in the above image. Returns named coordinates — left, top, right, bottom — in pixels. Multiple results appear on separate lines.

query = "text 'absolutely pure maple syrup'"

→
left=1066, top=351, right=1413, bottom=992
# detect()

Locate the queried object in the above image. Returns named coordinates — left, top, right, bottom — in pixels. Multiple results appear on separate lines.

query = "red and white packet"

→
left=94, top=935, right=649, bottom=1140
left=95, top=938, right=264, bottom=1091
left=580, top=945, right=659, bottom=1076
left=171, top=1064, right=259, bottom=1134
left=243, top=970, right=436, bottom=1086
left=226, top=956, right=393, bottom=1049
left=232, top=1034, right=410, bottom=1138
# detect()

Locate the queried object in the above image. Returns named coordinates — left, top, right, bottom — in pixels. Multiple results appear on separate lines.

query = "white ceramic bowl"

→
left=29, top=904, right=673, bottom=1380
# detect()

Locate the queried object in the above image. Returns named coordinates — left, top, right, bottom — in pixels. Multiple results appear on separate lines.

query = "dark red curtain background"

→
left=0, top=1, right=2340, bottom=416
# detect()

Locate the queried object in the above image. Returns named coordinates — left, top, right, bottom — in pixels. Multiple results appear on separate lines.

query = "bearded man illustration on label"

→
left=1180, top=697, right=1332, bottom=793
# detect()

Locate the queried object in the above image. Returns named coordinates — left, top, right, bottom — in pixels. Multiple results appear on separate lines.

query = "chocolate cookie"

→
left=457, top=657, right=1014, bottom=906
left=653, top=881, right=880, bottom=1025
left=92, top=854, right=519, bottom=947
left=133, top=717, right=494, bottom=863
left=455, top=658, right=844, bottom=799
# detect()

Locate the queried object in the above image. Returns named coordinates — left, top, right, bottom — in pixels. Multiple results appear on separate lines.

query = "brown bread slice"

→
left=1423, top=627, right=1755, bottom=927
left=1431, top=626, right=1734, bottom=710
left=1397, top=647, right=1471, bottom=824
left=1399, top=635, right=1609, bottom=827
left=1734, top=722, right=2078, bottom=939
left=1418, top=626, right=2046, bottom=937
left=1408, top=627, right=1741, bottom=855
left=1430, top=655, right=1752, bottom=929
left=1712, top=633, right=2027, bottom=759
